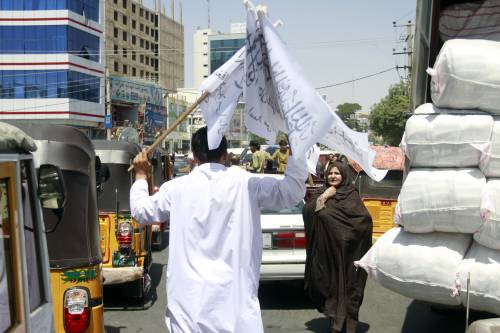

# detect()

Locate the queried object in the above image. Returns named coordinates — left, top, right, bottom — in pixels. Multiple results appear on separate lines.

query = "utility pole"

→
left=393, top=20, right=414, bottom=94
left=106, top=68, right=112, bottom=140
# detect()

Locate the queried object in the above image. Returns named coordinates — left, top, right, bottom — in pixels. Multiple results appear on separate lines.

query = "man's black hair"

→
left=249, top=140, right=260, bottom=150
left=191, top=126, right=228, bottom=164
left=278, top=139, right=287, bottom=146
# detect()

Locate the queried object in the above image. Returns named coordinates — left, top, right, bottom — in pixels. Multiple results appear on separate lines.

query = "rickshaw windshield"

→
left=97, top=163, right=133, bottom=212
left=356, top=170, right=403, bottom=200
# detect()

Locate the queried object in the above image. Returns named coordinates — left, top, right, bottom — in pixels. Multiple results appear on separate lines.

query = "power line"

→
left=315, top=67, right=396, bottom=90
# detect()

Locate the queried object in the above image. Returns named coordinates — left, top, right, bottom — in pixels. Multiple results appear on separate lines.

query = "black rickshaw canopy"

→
left=12, top=123, right=101, bottom=269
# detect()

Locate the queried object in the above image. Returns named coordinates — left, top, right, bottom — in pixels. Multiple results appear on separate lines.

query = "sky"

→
left=145, top=0, right=416, bottom=112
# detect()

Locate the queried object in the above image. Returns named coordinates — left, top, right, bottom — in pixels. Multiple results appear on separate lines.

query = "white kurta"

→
left=130, top=157, right=307, bottom=333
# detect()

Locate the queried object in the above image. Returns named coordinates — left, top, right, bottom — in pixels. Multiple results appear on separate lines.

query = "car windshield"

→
left=261, top=201, right=304, bottom=215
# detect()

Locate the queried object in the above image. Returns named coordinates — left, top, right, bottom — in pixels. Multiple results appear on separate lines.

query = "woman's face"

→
left=327, top=166, right=343, bottom=188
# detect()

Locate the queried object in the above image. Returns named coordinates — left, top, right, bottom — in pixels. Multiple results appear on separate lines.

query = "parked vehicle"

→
left=0, top=122, right=66, bottom=333
left=172, top=156, right=190, bottom=178
left=259, top=175, right=306, bottom=280
left=354, top=146, right=404, bottom=241
left=14, top=124, right=105, bottom=333
left=93, top=140, right=153, bottom=299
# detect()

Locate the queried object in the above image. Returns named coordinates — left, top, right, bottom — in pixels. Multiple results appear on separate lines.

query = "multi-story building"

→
left=189, top=23, right=249, bottom=148
left=0, top=0, right=105, bottom=133
left=192, top=28, right=214, bottom=89
left=104, top=0, right=183, bottom=91
left=103, top=0, right=184, bottom=144
left=193, top=23, right=245, bottom=89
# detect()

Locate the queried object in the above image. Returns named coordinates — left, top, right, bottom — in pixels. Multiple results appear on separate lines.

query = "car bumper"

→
left=260, top=262, right=305, bottom=280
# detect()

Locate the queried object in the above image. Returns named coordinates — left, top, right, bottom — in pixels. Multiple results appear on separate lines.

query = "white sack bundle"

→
left=479, top=119, right=500, bottom=177
left=475, top=180, right=500, bottom=250
left=458, top=241, right=500, bottom=315
left=439, top=0, right=500, bottom=42
left=402, top=104, right=493, bottom=168
left=428, top=39, right=500, bottom=114
left=355, top=227, right=471, bottom=306
left=397, top=169, right=485, bottom=233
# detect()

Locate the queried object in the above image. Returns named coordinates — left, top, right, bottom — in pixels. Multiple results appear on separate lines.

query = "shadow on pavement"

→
left=104, top=325, right=126, bottom=333
left=305, top=318, right=370, bottom=333
left=259, top=280, right=315, bottom=310
left=401, top=300, right=496, bottom=333
left=103, top=262, right=165, bottom=311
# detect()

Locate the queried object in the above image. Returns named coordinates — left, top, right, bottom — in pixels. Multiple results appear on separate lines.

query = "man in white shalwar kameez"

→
left=130, top=126, right=307, bottom=333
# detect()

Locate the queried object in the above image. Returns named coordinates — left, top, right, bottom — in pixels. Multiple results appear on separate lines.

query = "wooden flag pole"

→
left=128, top=91, right=210, bottom=172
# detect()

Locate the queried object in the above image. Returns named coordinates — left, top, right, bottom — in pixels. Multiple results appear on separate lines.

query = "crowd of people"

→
left=131, top=127, right=372, bottom=333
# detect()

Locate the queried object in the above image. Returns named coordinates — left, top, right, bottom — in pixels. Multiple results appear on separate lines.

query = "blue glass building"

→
left=0, top=0, right=104, bottom=129
left=209, top=33, right=245, bottom=74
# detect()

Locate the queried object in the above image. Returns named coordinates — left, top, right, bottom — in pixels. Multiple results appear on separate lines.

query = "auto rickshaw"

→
left=354, top=146, right=405, bottom=241
left=13, top=123, right=105, bottom=333
left=92, top=140, right=152, bottom=298
left=0, top=122, right=67, bottom=332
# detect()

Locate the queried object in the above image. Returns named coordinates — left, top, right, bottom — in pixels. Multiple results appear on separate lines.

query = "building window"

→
left=132, top=20, right=136, bottom=29
left=113, top=0, right=117, bottom=3
left=131, top=51, right=136, bottom=60
left=150, top=29, right=155, bottom=37
left=132, top=4, right=136, bottom=13
left=140, top=23, right=144, bottom=31
left=140, top=70, right=144, bottom=77
left=114, top=45, right=118, bottom=55
left=0, top=25, right=100, bottom=62
left=145, top=56, right=149, bottom=65
left=114, top=27, right=119, bottom=38
left=151, top=15, right=155, bottom=23
left=122, top=15, right=127, bottom=25
left=132, top=35, right=136, bottom=44
left=123, top=64, right=127, bottom=74
left=122, top=0, right=127, bottom=8
left=140, top=8, right=143, bottom=17
left=145, top=11, right=149, bottom=20
left=123, top=48, right=127, bottom=58
left=114, top=62, right=119, bottom=71
left=122, top=31, right=127, bottom=41
left=145, top=26, right=149, bottom=35
left=114, top=11, right=118, bottom=21
left=132, top=67, right=136, bottom=76
left=140, top=39, right=144, bottom=48
left=140, top=54, right=144, bottom=63
left=0, top=70, right=100, bottom=102
left=145, top=41, right=149, bottom=50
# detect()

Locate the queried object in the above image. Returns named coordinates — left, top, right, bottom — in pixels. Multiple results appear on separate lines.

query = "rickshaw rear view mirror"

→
left=37, top=164, right=66, bottom=210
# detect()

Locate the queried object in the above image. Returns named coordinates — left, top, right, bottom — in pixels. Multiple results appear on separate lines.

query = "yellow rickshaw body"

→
left=50, top=265, right=104, bottom=333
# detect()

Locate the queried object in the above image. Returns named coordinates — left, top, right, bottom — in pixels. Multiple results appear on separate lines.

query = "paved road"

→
left=104, top=232, right=495, bottom=333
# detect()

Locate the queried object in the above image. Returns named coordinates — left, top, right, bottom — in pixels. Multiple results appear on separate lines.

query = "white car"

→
left=260, top=199, right=306, bottom=281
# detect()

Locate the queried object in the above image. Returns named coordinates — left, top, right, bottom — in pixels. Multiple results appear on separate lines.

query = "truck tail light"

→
left=274, top=231, right=306, bottom=249
left=63, top=288, right=90, bottom=333
left=117, top=221, right=133, bottom=248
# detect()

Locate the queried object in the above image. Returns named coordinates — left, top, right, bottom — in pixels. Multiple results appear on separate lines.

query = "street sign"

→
left=104, top=114, right=112, bottom=129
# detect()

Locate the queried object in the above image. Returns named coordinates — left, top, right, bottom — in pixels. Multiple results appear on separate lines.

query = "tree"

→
left=336, top=102, right=362, bottom=130
left=369, top=82, right=409, bottom=146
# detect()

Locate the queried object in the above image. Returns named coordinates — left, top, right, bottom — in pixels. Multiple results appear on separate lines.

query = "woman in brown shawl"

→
left=303, top=160, right=372, bottom=333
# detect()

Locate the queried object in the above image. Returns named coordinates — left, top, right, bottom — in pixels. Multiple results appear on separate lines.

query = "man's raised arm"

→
left=129, top=149, right=171, bottom=224
left=249, top=155, right=308, bottom=210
